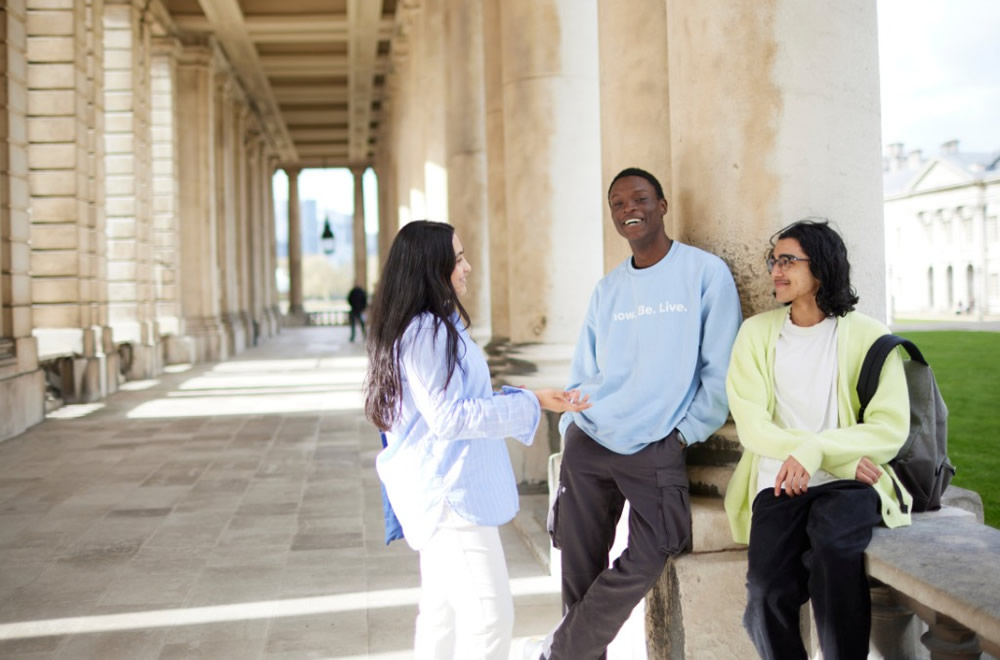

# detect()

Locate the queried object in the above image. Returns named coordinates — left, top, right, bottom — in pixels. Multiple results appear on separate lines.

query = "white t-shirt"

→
left=757, top=315, right=842, bottom=494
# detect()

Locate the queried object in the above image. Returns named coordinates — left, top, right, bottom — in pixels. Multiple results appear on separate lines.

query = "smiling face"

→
left=451, top=232, right=471, bottom=297
left=770, top=237, right=820, bottom=306
left=608, top=176, right=667, bottom=244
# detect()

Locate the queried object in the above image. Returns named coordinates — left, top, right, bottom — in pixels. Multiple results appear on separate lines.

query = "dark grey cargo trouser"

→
left=546, top=422, right=691, bottom=660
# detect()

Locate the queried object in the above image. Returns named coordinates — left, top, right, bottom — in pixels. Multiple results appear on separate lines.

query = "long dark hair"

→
left=770, top=218, right=859, bottom=317
left=364, top=221, right=471, bottom=430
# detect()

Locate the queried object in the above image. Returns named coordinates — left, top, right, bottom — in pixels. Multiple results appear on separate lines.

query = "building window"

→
left=963, top=217, right=974, bottom=242
left=988, top=217, right=998, bottom=243
left=946, top=265, right=954, bottom=308
left=990, top=273, right=1000, bottom=302
left=928, top=267, right=935, bottom=308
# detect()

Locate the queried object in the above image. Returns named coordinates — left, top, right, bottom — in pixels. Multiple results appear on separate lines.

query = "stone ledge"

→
left=867, top=511, right=1000, bottom=653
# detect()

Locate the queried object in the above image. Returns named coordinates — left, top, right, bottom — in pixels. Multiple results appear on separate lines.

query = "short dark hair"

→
left=608, top=167, right=665, bottom=200
left=770, top=218, right=859, bottom=317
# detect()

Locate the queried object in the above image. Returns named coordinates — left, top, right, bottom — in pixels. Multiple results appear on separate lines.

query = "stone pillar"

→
left=667, top=0, right=886, bottom=319
left=264, top=155, right=281, bottom=333
left=597, top=0, right=673, bottom=273
left=421, top=0, right=448, bottom=222
left=150, top=37, right=185, bottom=364
left=103, top=0, right=159, bottom=380
left=444, top=0, right=488, bottom=332
left=351, top=166, right=367, bottom=292
left=175, top=41, right=224, bottom=362
left=213, top=71, right=243, bottom=355
left=0, top=0, right=45, bottom=441
left=26, top=0, right=110, bottom=402
left=233, top=104, right=253, bottom=340
left=482, top=0, right=510, bottom=344
left=640, top=3, right=889, bottom=657
left=374, top=161, right=395, bottom=279
left=499, top=0, right=603, bottom=344
left=286, top=167, right=304, bottom=320
left=243, top=124, right=261, bottom=346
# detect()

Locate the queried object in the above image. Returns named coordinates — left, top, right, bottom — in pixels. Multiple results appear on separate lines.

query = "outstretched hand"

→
left=855, top=456, right=882, bottom=485
left=533, top=388, right=591, bottom=413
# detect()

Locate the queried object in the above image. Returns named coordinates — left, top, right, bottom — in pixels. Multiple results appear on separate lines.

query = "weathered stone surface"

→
left=867, top=513, right=1000, bottom=651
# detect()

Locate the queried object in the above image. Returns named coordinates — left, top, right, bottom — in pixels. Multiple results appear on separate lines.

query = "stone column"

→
left=213, top=71, right=243, bottom=354
left=640, top=3, right=889, bottom=657
left=103, top=0, right=159, bottom=380
left=0, top=0, right=45, bottom=441
left=667, top=0, right=886, bottom=319
left=499, top=0, right=603, bottom=344
left=175, top=41, right=224, bottom=362
left=597, top=0, right=673, bottom=273
left=233, top=104, right=252, bottom=341
left=444, top=0, right=489, bottom=332
left=374, top=160, right=395, bottom=277
left=421, top=0, right=448, bottom=222
left=286, top=167, right=304, bottom=320
left=26, top=0, right=109, bottom=401
left=243, top=124, right=260, bottom=346
left=482, top=0, right=510, bottom=344
left=351, top=166, right=367, bottom=292
left=151, top=37, right=186, bottom=364
left=265, top=155, right=281, bottom=333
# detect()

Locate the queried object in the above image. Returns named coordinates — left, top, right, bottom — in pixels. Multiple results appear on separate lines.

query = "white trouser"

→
left=414, top=507, right=514, bottom=660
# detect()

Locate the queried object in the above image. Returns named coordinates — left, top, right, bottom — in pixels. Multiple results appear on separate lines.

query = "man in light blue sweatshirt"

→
left=540, top=167, right=742, bottom=660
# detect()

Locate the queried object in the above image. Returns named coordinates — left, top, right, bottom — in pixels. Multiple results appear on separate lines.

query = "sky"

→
left=272, top=167, right=380, bottom=243
left=878, top=0, right=1000, bottom=155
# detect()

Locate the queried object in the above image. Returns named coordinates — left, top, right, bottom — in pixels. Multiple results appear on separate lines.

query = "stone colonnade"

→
left=0, top=0, right=281, bottom=437
left=374, top=0, right=885, bottom=656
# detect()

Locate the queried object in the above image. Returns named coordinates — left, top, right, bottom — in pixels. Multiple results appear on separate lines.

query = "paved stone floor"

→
left=0, top=327, right=561, bottom=659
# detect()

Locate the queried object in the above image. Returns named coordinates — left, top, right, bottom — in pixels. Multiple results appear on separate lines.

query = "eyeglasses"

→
left=766, top=254, right=810, bottom=273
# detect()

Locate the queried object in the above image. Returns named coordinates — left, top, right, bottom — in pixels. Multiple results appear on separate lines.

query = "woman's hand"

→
left=775, top=455, right=811, bottom=497
left=854, top=456, right=882, bottom=485
left=533, top=388, right=591, bottom=413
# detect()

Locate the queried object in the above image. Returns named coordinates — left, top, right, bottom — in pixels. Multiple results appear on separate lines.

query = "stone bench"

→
left=867, top=505, right=1000, bottom=659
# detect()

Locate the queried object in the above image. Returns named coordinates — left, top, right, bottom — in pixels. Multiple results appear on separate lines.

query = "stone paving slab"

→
left=0, top=327, right=562, bottom=659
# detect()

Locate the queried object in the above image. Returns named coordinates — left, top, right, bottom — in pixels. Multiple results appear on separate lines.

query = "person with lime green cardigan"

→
left=724, top=219, right=912, bottom=660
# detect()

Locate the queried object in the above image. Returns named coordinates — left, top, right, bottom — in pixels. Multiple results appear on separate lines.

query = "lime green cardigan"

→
left=724, top=307, right=913, bottom=544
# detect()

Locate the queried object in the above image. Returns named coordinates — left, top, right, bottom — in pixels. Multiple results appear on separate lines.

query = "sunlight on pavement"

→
left=0, top=576, right=557, bottom=641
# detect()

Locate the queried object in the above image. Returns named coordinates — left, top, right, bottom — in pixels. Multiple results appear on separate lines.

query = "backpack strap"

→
left=856, top=334, right=927, bottom=423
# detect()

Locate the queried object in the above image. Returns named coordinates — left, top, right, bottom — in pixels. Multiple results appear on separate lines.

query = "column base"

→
left=221, top=313, right=247, bottom=354
left=0, top=368, right=45, bottom=442
left=181, top=316, right=228, bottom=363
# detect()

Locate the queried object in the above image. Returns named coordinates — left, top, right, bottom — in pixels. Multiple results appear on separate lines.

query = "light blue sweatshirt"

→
left=560, top=241, right=742, bottom=454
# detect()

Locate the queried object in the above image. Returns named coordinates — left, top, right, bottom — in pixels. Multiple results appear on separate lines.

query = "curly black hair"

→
left=769, top=218, right=859, bottom=317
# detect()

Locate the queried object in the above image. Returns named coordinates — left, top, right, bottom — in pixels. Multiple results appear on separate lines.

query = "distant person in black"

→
left=348, top=284, right=368, bottom=342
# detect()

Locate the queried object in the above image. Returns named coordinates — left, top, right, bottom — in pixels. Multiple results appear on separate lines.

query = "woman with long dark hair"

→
left=364, top=220, right=589, bottom=660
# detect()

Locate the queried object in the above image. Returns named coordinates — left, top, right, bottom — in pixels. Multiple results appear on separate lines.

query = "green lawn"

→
left=895, top=331, right=1000, bottom=527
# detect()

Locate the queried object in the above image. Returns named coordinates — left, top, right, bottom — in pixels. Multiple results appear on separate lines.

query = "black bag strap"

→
left=856, top=334, right=927, bottom=423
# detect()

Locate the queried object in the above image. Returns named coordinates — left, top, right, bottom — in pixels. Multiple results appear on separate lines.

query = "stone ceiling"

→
left=162, top=0, right=399, bottom=168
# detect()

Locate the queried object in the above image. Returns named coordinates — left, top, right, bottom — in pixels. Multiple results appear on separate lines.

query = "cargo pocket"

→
left=547, top=485, right=564, bottom=550
left=657, top=469, right=692, bottom=554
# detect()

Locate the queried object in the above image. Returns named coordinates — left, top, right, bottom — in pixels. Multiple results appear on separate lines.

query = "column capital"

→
left=284, top=166, right=302, bottom=179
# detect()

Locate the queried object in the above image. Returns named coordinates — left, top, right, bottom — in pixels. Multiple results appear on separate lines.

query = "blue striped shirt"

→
left=376, top=313, right=541, bottom=550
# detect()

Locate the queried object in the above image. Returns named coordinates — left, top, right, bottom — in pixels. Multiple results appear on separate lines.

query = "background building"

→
left=884, top=141, right=1000, bottom=319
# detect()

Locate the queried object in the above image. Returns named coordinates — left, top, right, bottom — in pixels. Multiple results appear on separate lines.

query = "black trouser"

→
left=745, top=480, right=881, bottom=660
left=546, top=423, right=690, bottom=660
left=349, top=310, right=365, bottom=341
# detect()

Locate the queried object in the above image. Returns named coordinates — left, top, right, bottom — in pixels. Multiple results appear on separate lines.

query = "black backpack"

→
left=856, top=335, right=954, bottom=513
